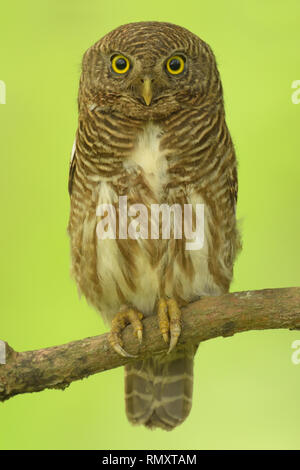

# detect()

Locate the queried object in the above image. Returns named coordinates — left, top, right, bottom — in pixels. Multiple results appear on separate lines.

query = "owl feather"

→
left=68, top=22, right=241, bottom=430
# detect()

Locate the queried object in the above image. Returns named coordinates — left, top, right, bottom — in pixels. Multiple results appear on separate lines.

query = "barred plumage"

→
left=125, top=344, right=197, bottom=430
left=68, top=21, right=241, bottom=430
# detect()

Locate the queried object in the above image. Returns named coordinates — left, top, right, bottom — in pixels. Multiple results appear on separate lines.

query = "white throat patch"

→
left=128, top=122, right=167, bottom=196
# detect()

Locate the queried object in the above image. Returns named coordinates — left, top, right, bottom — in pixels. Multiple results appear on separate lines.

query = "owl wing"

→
left=68, top=138, right=77, bottom=196
left=227, top=164, right=238, bottom=213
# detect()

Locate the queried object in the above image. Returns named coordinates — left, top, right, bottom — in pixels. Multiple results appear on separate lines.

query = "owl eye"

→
left=111, top=54, right=130, bottom=74
left=166, top=55, right=185, bottom=75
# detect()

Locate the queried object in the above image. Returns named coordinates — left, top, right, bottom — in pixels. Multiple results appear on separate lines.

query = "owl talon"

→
left=157, top=298, right=182, bottom=353
left=108, top=308, right=143, bottom=357
left=112, top=342, right=137, bottom=358
left=163, top=333, right=169, bottom=344
left=137, top=329, right=143, bottom=344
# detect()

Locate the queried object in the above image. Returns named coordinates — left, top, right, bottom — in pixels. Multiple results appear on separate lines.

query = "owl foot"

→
left=157, top=298, right=182, bottom=354
left=109, top=307, right=144, bottom=358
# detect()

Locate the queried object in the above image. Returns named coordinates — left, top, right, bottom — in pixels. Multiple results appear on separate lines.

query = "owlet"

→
left=68, top=22, right=240, bottom=430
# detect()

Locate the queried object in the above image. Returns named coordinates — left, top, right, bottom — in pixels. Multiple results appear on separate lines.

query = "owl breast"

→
left=90, top=121, right=221, bottom=324
left=94, top=123, right=165, bottom=322
left=125, top=122, right=167, bottom=196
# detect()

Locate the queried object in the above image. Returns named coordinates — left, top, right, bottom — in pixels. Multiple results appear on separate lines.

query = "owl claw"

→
left=137, top=329, right=143, bottom=344
left=112, top=343, right=137, bottom=358
left=163, top=333, right=169, bottom=344
left=108, top=308, right=143, bottom=358
left=157, top=298, right=182, bottom=353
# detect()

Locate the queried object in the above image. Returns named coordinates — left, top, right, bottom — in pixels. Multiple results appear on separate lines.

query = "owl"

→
left=68, top=22, right=240, bottom=430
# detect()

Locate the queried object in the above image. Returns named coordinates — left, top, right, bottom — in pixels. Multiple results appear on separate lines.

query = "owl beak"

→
left=141, top=78, right=153, bottom=106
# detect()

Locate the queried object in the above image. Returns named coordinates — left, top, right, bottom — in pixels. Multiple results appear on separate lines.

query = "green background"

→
left=0, top=0, right=299, bottom=450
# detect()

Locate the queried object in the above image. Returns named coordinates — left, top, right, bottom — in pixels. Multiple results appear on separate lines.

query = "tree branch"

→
left=1, top=287, right=300, bottom=402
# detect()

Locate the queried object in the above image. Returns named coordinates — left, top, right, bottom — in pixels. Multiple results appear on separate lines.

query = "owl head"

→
left=79, top=22, right=222, bottom=119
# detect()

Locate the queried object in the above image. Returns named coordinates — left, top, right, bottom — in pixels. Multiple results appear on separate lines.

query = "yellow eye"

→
left=111, top=54, right=130, bottom=74
left=166, top=55, right=185, bottom=75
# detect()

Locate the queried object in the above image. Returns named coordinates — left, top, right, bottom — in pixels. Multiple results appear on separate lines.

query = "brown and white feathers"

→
left=68, top=22, right=240, bottom=430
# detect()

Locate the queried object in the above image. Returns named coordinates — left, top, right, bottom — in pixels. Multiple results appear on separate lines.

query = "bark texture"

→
left=0, top=287, right=299, bottom=402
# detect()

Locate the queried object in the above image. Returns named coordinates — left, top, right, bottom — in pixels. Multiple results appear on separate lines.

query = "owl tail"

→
left=124, top=344, right=198, bottom=430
